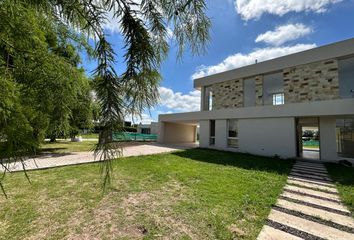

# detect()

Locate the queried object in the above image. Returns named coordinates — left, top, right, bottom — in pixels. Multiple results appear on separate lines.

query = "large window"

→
left=227, top=119, right=238, bottom=148
left=203, top=86, right=213, bottom=111
left=210, top=120, right=215, bottom=145
left=263, top=72, right=284, bottom=105
left=244, top=78, right=256, bottom=107
left=338, top=57, right=354, bottom=98
left=336, top=118, right=354, bottom=158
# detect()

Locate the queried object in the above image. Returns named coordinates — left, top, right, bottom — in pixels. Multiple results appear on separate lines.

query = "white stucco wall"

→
left=215, top=120, right=227, bottom=149
left=137, top=122, right=159, bottom=135
left=238, top=117, right=297, bottom=158
left=319, top=117, right=338, bottom=161
left=150, top=122, right=159, bottom=135
left=198, top=117, right=297, bottom=158
left=199, top=120, right=210, bottom=148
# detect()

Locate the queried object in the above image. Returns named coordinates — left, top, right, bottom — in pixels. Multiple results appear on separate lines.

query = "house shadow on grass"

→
left=325, top=162, right=354, bottom=187
left=172, top=148, right=294, bottom=175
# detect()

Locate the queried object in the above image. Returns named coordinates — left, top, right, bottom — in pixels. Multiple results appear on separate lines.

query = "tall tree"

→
left=0, top=0, right=95, bottom=194
left=0, top=0, right=211, bottom=192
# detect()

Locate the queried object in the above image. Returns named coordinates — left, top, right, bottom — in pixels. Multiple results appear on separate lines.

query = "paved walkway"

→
left=257, top=160, right=354, bottom=240
left=1, top=143, right=197, bottom=172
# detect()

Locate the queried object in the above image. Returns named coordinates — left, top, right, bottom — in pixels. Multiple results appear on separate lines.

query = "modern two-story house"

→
left=157, top=38, right=354, bottom=162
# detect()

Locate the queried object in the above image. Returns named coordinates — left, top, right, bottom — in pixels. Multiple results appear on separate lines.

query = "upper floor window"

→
left=227, top=119, right=239, bottom=148
left=244, top=78, right=256, bottom=107
left=272, top=93, right=285, bottom=105
left=263, top=72, right=284, bottom=106
left=203, top=86, right=213, bottom=111
left=338, top=57, right=354, bottom=98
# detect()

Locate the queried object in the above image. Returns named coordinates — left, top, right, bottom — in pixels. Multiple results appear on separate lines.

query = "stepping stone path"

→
left=257, top=160, right=354, bottom=240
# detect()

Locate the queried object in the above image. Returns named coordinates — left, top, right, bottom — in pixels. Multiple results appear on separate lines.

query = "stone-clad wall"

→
left=212, top=79, right=243, bottom=110
left=209, top=58, right=340, bottom=110
left=283, top=59, right=339, bottom=103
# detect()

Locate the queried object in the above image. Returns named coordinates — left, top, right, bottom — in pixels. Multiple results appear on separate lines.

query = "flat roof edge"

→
left=193, top=38, right=354, bottom=88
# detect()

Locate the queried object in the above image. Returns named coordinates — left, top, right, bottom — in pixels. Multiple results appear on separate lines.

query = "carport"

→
left=157, top=119, right=199, bottom=144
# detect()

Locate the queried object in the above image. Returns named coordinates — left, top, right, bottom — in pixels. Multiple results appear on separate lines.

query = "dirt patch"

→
left=65, top=180, right=196, bottom=239
left=119, top=180, right=202, bottom=239
left=228, top=224, right=246, bottom=237
left=25, top=191, right=65, bottom=240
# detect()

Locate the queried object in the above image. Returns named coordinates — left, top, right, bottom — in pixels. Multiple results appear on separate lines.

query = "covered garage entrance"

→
left=157, top=120, right=199, bottom=144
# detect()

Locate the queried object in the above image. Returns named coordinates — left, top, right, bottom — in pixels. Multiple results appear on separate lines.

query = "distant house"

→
left=137, top=122, right=159, bottom=135
left=158, top=38, right=354, bottom=162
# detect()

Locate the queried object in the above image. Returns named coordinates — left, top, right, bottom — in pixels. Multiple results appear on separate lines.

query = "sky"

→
left=81, top=0, right=354, bottom=124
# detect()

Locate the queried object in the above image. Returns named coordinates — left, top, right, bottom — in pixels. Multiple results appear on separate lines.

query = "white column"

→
left=157, top=121, right=165, bottom=143
left=199, top=120, right=210, bottom=148
left=215, top=119, right=227, bottom=149
left=200, top=87, right=205, bottom=111
left=319, top=117, right=338, bottom=161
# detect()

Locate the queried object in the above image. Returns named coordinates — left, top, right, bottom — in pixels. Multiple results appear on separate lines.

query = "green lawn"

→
left=40, top=140, right=97, bottom=153
left=81, top=133, right=99, bottom=139
left=326, top=163, right=354, bottom=217
left=0, top=149, right=293, bottom=240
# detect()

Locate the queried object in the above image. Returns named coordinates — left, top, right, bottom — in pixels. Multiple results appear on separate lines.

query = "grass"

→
left=303, top=145, right=320, bottom=149
left=0, top=149, right=293, bottom=239
left=81, top=133, right=99, bottom=139
left=40, top=139, right=97, bottom=153
left=326, top=163, right=354, bottom=217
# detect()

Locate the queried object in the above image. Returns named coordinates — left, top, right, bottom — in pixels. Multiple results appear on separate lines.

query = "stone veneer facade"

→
left=283, top=59, right=339, bottom=103
left=212, top=79, right=243, bottom=110
left=210, top=58, right=340, bottom=110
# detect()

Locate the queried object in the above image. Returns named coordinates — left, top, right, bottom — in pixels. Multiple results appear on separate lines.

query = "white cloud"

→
left=157, top=110, right=174, bottom=115
left=158, top=87, right=200, bottom=112
left=192, top=43, right=316, bottom=79
left=235, top=0, right=342, bottom=20
left=102, top=0, right=142, bottom=33
left=125, top=113, right=154, bottom=124
left=255, top=23, right=312, bottom=46
left=103, top=10, right=121, bottom=33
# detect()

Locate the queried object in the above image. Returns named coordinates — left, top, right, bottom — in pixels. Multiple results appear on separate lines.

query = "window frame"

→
left=210, top=120, right=215, bottom=145
left=272, top=92, right=285, bottom=105
left=227, top=119, right=239, bottom=148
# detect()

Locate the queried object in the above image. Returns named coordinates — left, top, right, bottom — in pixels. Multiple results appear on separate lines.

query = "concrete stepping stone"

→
left=257, top=225, right=303, bottom=240
left=284, top=185, right=340, bottom=200
left=291, top=169, right=329, bottom=178
left=294, top=164, right=327, bottom=171
left=290, top=172, right=332, bottom=182
left=292, top=165, right=328, bottom=172
left=292, top=168, right=329, bottom=176
left=293, top=165, right=327, bottom=172
left=268, top=209, right=354, bottom=240
left=281, top=191, right=349, bottom=213
left=288, top=176, right=336, bottom=188
left=258, top=160, right=354, bottom=240
left=287, top=179, right=338, bottom=193
left=276, top=198, right=354, bottom=229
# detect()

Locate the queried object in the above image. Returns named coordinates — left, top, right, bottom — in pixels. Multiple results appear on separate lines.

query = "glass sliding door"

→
left=336, top=118, right=354, bottom=158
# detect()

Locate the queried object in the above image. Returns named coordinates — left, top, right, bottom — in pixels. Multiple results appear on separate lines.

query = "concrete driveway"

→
left=1, top=142, right=198, bottom=172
